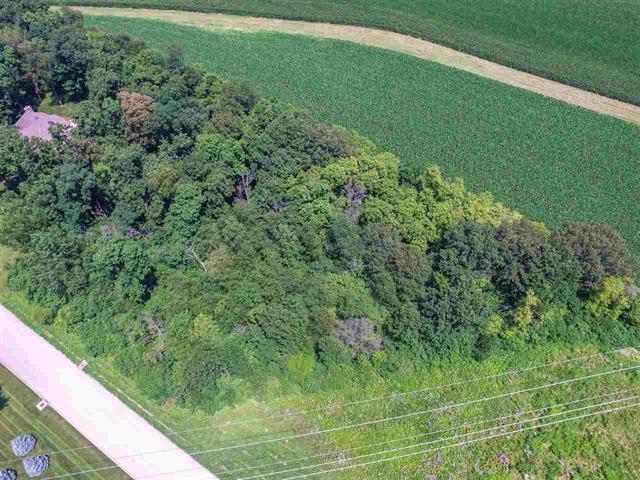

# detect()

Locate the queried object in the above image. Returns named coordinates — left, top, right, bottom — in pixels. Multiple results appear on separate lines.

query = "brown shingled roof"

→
left=14, top=106, right=76, bottom=141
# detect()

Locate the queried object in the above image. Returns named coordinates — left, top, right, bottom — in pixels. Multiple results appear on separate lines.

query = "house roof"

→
left=14, top=106, right=76, bottom=141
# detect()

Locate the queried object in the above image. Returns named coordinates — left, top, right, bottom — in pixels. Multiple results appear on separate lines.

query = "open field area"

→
left=0, top=365, right=129, bottom=480
left=52, top=0, right=640, bottom=105
left=3, top=247, right=640, bottom=479
left=70, top=7, right=640, bottom=125
left=85, top=17, right=640, bottom=256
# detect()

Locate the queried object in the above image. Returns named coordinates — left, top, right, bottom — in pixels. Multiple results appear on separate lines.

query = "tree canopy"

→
left=1, top=0, right=638, bottom=412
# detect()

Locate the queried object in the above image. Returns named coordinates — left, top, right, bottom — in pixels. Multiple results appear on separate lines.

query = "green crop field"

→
left=0, top=365, right=129, bottom=480
left=3, top=247, right=640, bottom=479
left=53, top=0, right=640, bottom=105
left=83, top=17, right=640, bottom=257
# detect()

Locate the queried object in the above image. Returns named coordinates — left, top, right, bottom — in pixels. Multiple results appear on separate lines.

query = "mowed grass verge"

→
left=85, top=17, right=640, bottom=256
left=0, top=365, right=129, bottom=480
left=52, top=0, right=640, bottom=105
left=2, top=246, right=640, bottom=477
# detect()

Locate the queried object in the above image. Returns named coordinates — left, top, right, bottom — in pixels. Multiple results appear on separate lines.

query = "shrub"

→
left=0, top=470, right=17, bottom=480
left=335, top=317, right=383, bottom=358
left=10, top=434, right=37, bottom=457
left=23, top=455, right=49, bottom=478
left=286, top=352, right=316, bottom=387
left=587, top=276, right=632, bottom=321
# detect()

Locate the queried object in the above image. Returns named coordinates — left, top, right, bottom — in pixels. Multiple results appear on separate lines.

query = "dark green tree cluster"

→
left=1, top=1, right=638, bottom=411
left=0, top=0, right=90, bottom=122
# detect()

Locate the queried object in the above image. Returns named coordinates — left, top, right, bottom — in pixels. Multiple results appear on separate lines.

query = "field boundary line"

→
left=66, top=6, right=640, bottom=126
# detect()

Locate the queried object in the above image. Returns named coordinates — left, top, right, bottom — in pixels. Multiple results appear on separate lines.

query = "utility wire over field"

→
left=275, top=401, right=640, bottom=480
left=166, top=347, right=626, bottom=433
left=236, top=394, right=640, bottom=480
left=40, top=391, right=640, bottom=480
left=215, top=387, right=640, bottom=478
left=8, top=347, right=626, bottom=467
left=32, top=348, right=640, bottom=480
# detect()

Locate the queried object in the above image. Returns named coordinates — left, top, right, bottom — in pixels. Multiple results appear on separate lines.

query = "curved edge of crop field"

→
left=50, top=0, right=640, bottom=107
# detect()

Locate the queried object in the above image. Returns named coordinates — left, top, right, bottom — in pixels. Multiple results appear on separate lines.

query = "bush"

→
left=335, top=317, right=383, bottom=358
left=23, top=455, right=49, bottom=478
left=10, top=434, right=36, bottom=457
left=558, top=223, right=633, bottom=291
left=286, top=352, right=316, bottom=387
left=0, top=470, right=17, bottom=480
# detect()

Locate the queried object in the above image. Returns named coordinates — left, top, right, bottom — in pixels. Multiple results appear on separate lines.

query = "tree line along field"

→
left=3, top=261, right=640, bottom=480
left=0, top=365, right=129, bottom=480
left=84, top=17, right=640, bottom=259
left=4, top=3, right=640, bottom=478
left=2, top=247, right=640, bottom=479
left=52, top=0, right=640, bottom=105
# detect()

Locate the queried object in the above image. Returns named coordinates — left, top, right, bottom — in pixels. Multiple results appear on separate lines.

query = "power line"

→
left=236, top=393, right=640, bottom=480
left=39, top=363, right=640, bottom=480
left=211, top=386, right=640, bottom=478
left=166, top=347, right=625, bottom=435
left=276, top=400, right=640, bottom=480
left=179, top=364, right=640, bottom=457
left=5, top=347, right=628, bottom=467
left=95, top=390, right=640, bottom=480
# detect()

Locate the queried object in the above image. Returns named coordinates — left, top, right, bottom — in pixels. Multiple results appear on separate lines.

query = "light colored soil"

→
left=0, top=304, right=218, bottom=480
left=70, top=6, right=640, bottom=126
left=618, top=347, right=640, bottom=361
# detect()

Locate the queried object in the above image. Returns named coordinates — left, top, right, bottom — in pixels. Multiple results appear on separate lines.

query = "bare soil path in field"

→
left=0, top=304, right=218, bottom=480
left=70, top=6, right=640, bottom=126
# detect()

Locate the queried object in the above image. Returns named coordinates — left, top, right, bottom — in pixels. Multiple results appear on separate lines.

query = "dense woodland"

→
left=1, top=1, right=639, bottom=412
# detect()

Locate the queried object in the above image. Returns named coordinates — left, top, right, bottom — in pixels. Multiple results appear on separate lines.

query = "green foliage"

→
left=558, top=223, right=633, bottom=292
left=51, top=0, right=640, bottom=104
left=89, top=236, right=155, bottom=302
left=0, top=126, right=30, bottom=182
left=1, top=1, right=638, bottom=417
left=45, top=10, right=91, bottom=101
left=586, top=276, right=635, bottom=322
left=286, top=351, right=316, bottom=388
left=0, top=47, right=37, bottom=124
left=2, top=236, right=640, bottom=478
left=83, top=17, right=640, bottom=259
left=0, top=4, right=94, bottom=118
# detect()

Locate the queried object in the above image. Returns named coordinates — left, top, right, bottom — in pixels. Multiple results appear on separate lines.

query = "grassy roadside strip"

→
left=0, top=365, right=129, bottom=479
